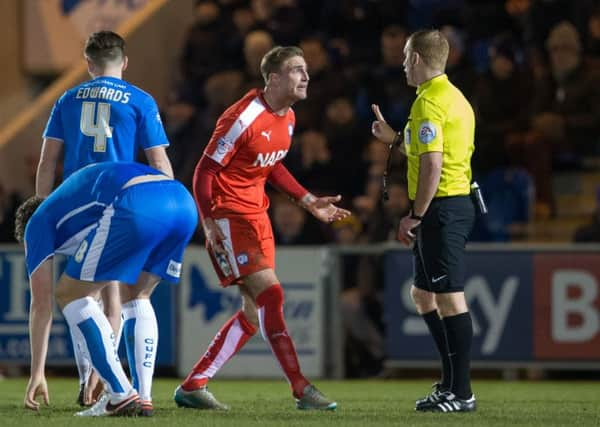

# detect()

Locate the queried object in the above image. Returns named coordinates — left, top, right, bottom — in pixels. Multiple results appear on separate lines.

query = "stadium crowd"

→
left=157, top=0, right=600, bottom=377
left=158, top=0, right=600, bottom=245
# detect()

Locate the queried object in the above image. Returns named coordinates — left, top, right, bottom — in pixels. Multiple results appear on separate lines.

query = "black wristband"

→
left=410, top=210, right=423, bottom=221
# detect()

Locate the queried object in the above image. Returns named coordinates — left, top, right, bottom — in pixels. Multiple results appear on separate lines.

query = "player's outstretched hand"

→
left=371, top=104, right=396, bottom=144
left=304, top=195, right=352, bottom=223
left=24, top=375, right=49, bottom=411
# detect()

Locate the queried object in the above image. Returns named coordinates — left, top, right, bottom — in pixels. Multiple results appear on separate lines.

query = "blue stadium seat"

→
left=471, top=167, right=534, bottom=241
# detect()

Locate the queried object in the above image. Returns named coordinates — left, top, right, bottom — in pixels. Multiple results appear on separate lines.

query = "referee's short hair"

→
left=408, top=30, right=449, bottom=71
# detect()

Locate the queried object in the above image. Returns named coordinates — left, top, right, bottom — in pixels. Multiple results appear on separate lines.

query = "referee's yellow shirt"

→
left=403, top=73, right=474, bottom=200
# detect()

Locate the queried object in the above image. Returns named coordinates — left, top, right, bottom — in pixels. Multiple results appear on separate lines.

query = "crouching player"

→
left=17, top=162, right=197, bottom=416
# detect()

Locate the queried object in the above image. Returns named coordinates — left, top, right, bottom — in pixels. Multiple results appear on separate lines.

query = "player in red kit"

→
left=174, top=46, right=350, bottom=411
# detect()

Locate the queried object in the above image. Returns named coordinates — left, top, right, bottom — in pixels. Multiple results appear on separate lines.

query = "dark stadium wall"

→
left=0, top=0, right=33, bottom=129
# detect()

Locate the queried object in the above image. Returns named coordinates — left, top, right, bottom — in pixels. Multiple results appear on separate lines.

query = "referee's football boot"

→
left=296, top=384, right=337, bottom=410
left=173, top=385, right=229, bottom=410
left=423, top=391, right=476, bottom=413
left=415, top=382, right=447, bottom=411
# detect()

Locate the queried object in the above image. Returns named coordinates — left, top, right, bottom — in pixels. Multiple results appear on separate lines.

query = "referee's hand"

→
left=371, top=104, right=396, bottom=145
left=397, top=215, right=421, bottom=246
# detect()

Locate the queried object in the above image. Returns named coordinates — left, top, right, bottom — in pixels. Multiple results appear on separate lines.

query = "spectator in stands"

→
left=574, top=188, right=600, bottom=243
left=362, top=179, right=411, bottom=243
left=352, top=163, right=386, bottom=225
left=224, top=2, right=258, bottom=64
left=286, top=130, right=338, bottom=197
left=352, top=137, right=407, bottom=226
left=356, top=24, right=415, bottom=133
left=506, top=21, right=600, bottom=216
left=471, top=34, right=533, bottom=176
left=271, top=194, right=330, bottom=246
left=251, top=0, right=305, bottom=45
left=174, top=70, right=245, bottom=189
left=178, top=1, right=231, bottom=109
left=331, top=214, right=363, bottom=245
left=518, top=0, right=588, bottom=51
left=330, top=214, right=386, bottom=378
left=318, top=0, right=383, bottom=64
left=164, top=1, right=233, bottom=181
left=364, top=136, right=395, bottom=168
left=239, top=30, right=274, bottom=95
left=230, top=3, right=256, bottom=36
left=322, top=97, right=369, bottom=198
left=441, top=25, right=478, bottom=100
left=585, top=6, right=600, bottom=64
left=532, top=21, right=600, bottom=162
left=294, top=36, right=351, bottom=132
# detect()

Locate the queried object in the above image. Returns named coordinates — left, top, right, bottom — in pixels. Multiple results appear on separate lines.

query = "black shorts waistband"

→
left=409, top=194, right=471, bottom=209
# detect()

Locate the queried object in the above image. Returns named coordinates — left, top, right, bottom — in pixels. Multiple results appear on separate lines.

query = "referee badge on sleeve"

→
left=418, top=121, right=437, bottom=144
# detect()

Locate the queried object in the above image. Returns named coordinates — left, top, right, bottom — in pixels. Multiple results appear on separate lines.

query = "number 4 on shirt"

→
left=80, top=101, right=113, bottom=152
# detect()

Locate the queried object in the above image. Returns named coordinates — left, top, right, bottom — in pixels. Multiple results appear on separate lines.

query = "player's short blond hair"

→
left=408, top=30, right=449, bottom=71
left=260, top=46, right=304, bottom=84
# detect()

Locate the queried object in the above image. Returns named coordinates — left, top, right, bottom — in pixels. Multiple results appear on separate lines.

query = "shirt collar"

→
left=416, top=73, right=448, bottom=95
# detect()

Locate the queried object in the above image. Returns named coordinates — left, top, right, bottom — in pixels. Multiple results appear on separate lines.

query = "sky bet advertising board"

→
left=384, top=249, right=600, bottom=362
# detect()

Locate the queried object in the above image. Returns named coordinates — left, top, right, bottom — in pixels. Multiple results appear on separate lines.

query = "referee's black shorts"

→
left=413, top=195, right=475, bottom=293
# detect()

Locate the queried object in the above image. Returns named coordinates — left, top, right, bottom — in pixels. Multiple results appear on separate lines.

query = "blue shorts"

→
left=65, top=180, right=198, bottom=285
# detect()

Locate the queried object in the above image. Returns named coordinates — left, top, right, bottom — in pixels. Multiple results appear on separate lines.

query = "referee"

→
left=371, top=29, right=476, bottom=413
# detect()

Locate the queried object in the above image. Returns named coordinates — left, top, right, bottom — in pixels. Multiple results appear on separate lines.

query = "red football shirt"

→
left=202, top=89, right=295, bottom=216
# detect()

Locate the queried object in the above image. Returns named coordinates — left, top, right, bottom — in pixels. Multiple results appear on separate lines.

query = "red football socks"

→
left=182, top=310, right=257, bottom=391
left=256, top=284, right=309, bottom=398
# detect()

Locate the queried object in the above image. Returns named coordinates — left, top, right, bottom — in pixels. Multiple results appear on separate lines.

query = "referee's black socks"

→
left=422, top=310, right=451, bottom=390
left=443, top=311, right=473, bottom=399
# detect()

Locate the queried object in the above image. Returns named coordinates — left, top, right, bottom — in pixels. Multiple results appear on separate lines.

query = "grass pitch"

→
left=1, top=378, right=599, bottom=427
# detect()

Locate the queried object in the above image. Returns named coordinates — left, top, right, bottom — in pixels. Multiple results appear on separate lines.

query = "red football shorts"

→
left=207, top=212, right=275, bottom=286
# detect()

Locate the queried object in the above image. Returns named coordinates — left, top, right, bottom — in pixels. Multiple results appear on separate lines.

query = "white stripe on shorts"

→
left=80, top=204, right=115, bottom=281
